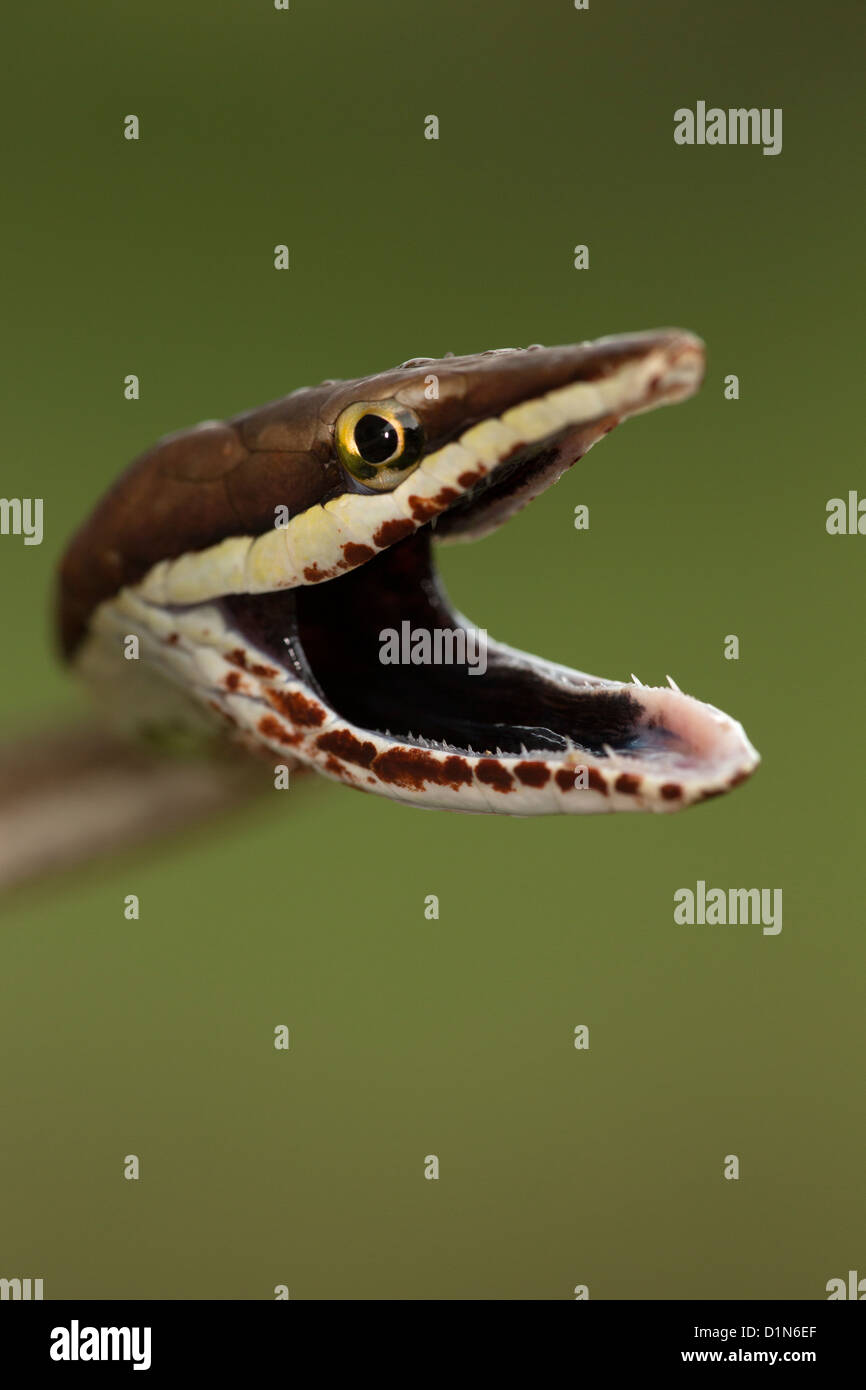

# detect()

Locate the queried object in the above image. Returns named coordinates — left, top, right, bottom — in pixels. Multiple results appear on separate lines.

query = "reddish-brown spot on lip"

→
left=303, top=563, right=336, bottom=582
left=555, top=765, right=607, bottom=794
left=514, top=760, right=551, bottom=787
left=476, top=758, right=513, bottom=792
left=660, top=782, right=682, bottom=801
left=615, top=773, right=641, bottom=795
left=698, top=787, right=725, bottom=803
left=458, top=469, right=485, bottom=488
left=225, top=671, right=242, bottom=692
left=258, top=714, right=301, bottom=746
left=324, top=755, right=348, bottom=778
left=166, top=633, right=179, bottom=646
left=373, top=518, right=416, bottom=548
left=408, top=495, right=444, bottom=522
left=372, top=747, right=472, bottom=790
left=317, top=729, right=377, bottom=767
left=407, top=487, right=461, bottom=521
left=266, top=687, right=326, bottom=727
left=341, top=542, right=375, bottom=566
left=227, top=648, right=278, bottom=679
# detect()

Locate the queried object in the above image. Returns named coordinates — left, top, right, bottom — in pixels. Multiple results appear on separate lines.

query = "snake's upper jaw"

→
left=431, top=329, right=707, bottom=544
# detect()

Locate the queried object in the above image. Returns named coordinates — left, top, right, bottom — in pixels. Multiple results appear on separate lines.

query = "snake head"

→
left=60, top=329, right=759, bottom=814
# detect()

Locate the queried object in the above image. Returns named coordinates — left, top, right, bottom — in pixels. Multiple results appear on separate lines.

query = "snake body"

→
left=58, top=330, right=759, bottom=814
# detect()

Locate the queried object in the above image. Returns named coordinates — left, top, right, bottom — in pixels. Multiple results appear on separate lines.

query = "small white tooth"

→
left=666, top=674, right=681, bottom=692
left=630, top=673, right=644, bottom=687
left=602, top=743, right=616, bottom=760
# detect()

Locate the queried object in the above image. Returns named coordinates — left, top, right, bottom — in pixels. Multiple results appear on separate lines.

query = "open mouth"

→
left=203, top=330, right=759, bottom=813
left=229, top=525, right=684, bottom=765
left=220, top=525, right=757, bottom=812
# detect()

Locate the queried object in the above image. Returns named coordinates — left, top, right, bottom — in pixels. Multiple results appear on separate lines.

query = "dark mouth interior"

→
left=222, top=530, right=681, bottom=759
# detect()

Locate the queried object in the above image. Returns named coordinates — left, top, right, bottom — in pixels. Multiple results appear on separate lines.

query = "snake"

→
left=58, top=328, right=759, bottom=815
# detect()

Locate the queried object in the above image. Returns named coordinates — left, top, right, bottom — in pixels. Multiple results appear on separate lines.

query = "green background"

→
left=1, top=0, right=862, bottom=1299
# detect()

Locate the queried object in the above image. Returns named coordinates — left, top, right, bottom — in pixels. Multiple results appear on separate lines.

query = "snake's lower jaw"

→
left=565, top=680, right=761, bottom=812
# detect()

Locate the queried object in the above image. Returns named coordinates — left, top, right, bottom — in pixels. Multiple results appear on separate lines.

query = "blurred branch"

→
left=0, top=723, right=274, bottom=894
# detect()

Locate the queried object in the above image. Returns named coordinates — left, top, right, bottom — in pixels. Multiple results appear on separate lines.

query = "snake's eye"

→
left=334, top=399, right=424, bottom=491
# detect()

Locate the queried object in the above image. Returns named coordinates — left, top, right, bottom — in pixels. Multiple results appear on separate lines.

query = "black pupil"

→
left=354, top=413, right=399, bottom=465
